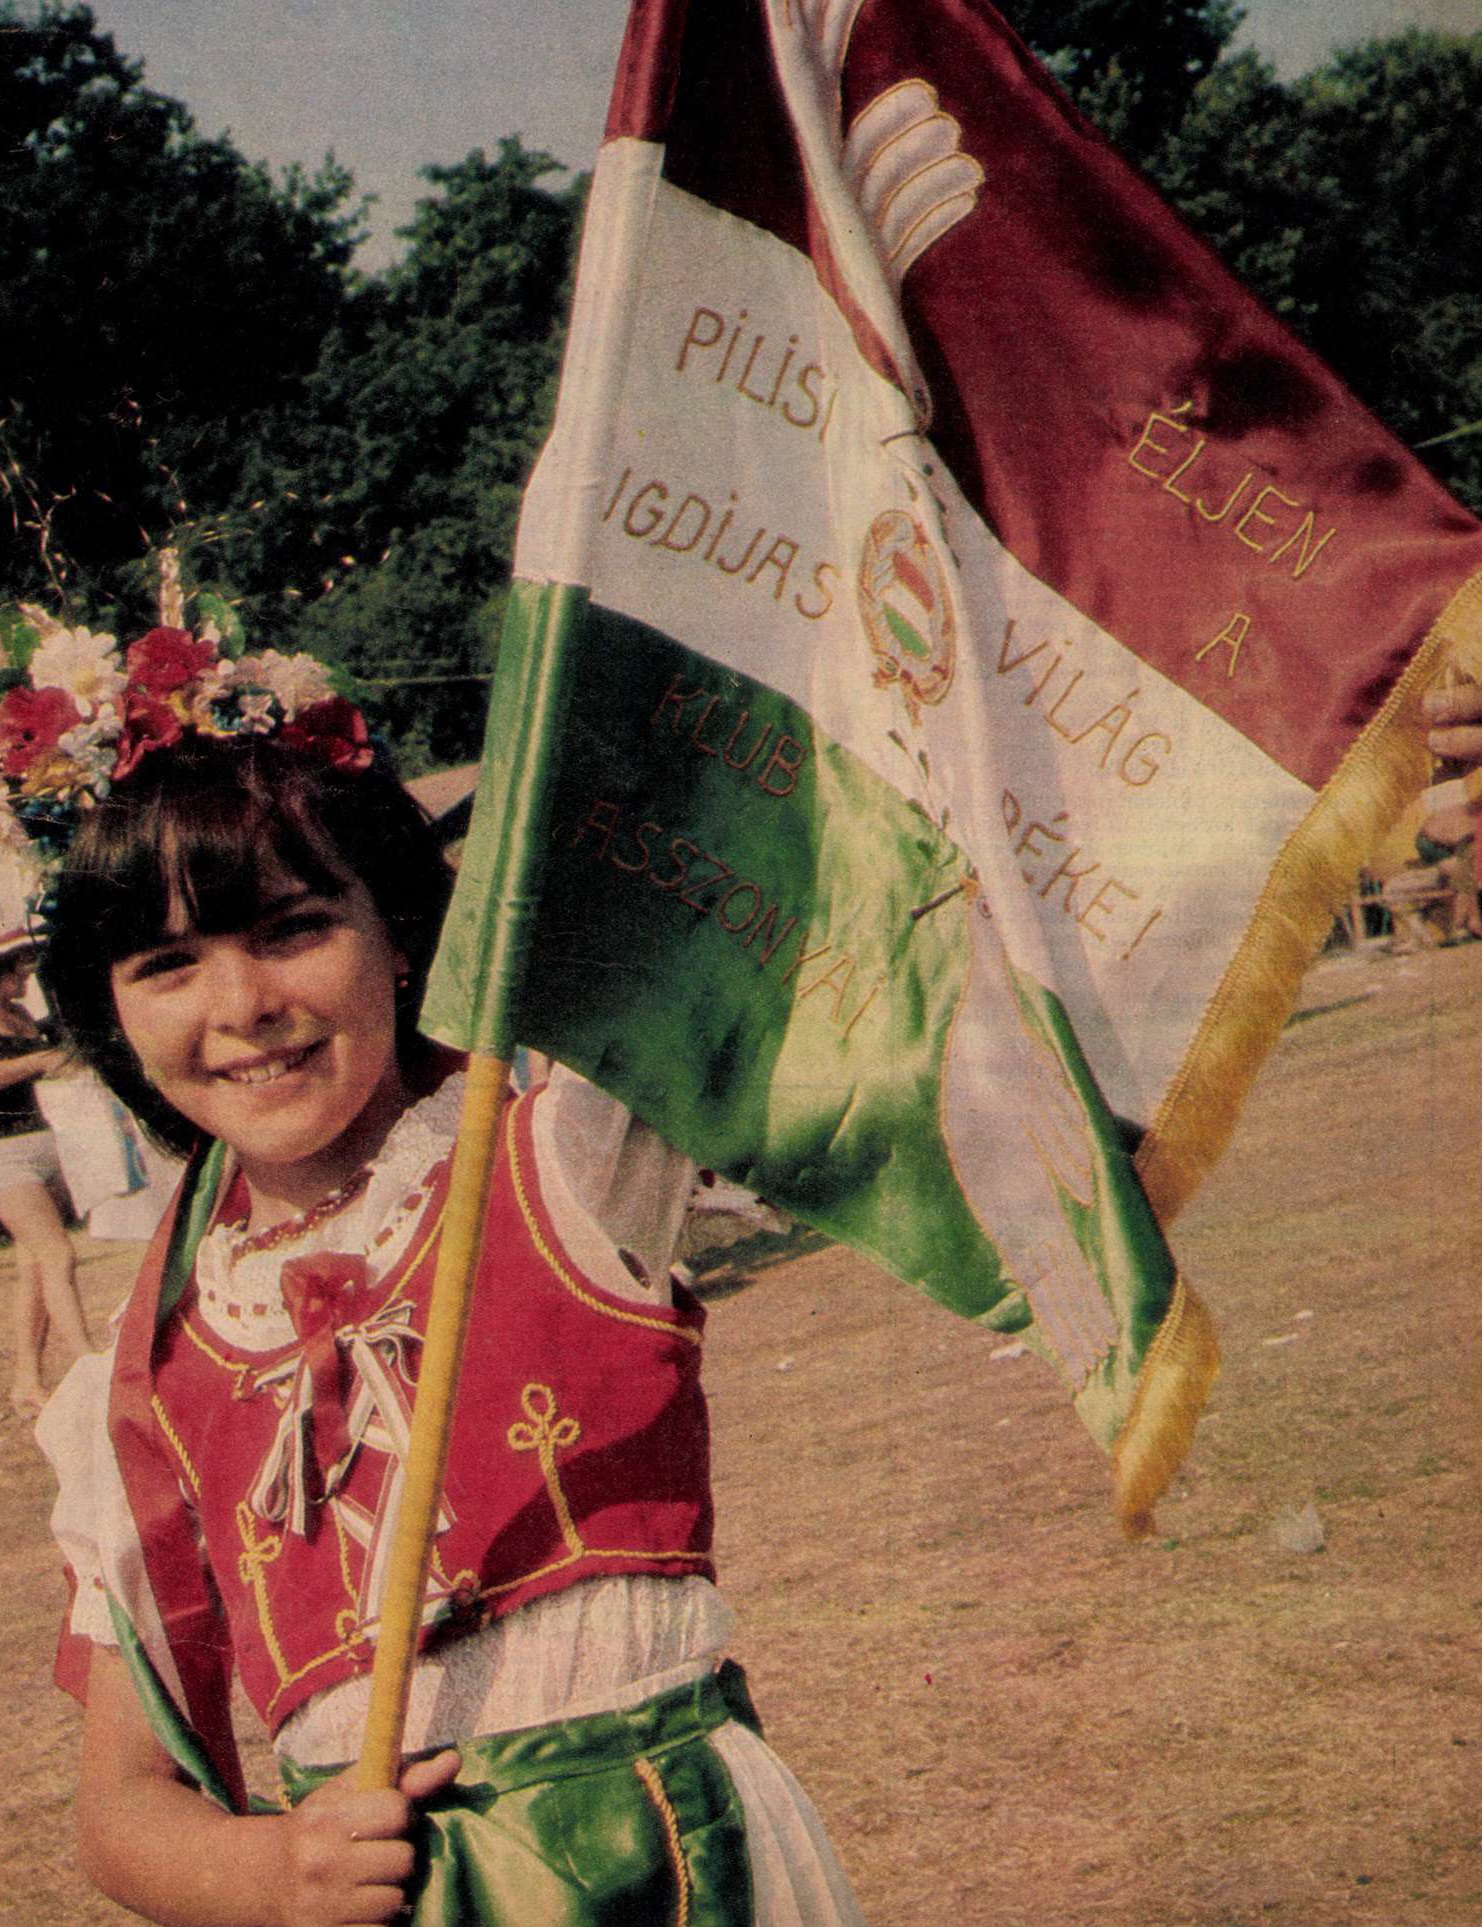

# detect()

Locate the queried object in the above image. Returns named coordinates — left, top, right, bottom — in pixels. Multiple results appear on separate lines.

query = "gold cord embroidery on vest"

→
left=507, top=1382, right=585, bottom=1557
left=505, top=1104, right=701, bottom=1345
left=235, top=1500, right=290, bottom=1687
left=151, top=1394, right=202, bottom=1497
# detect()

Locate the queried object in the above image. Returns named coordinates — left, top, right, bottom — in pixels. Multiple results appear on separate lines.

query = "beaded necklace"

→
left=225, top=1164, right=373, bottom=1260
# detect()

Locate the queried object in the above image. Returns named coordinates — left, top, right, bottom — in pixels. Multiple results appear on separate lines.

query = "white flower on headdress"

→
left=30, top=626, right=126, bottom=718
left=233, top=650, right=333, bottom=720
left=180, top=656, right=236, bottom=731
left=59, top=709, right=124, bottom=787
left=236, top=691, right=277, bottom=733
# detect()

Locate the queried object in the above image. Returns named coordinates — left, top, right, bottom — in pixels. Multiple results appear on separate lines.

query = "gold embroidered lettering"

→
left=997, top=618, right=1048, bottom=677
left=722, top=710, right=771, bottom=772
left=687, top=694, right=722, bottom=757
left=842, top=979, right=882, bottom=1040
left=767, top=337, right=799, bottom=407
left=1194, top=613, right=1250, bottom=678
left=1268, top=510, right=1336, bottom=580
left=1119, top=731, right=1171, bottom=787
left=677, top=852, right=735, bottom=916
left=571, top=800, right=621, bottom=860
left=735, top=331, right=770, bottom=404
left=714, top=524, right=764, bottom=576
left=716, top=311, right=749, bottom=384
left=780, top=938, right=832, bottom=987
left=1045, top=670, right=1089, bottom=740
left=744, top=904, right=798, bottom=967
left=654, top=494, right=712, bottom=554
left=781, top=362, right=824, bottom=431
left=650, top=837, right=698, bottom=894
left=610, top=819, right=660, bottom=876
left=1040, top=844, right=1100, bottom=913
left=1195, top=469, right=1253, bottom=525
left=623, top=480, right=669, bottom=538
left=1122, top=907, right=1164, bottom=960
left=1068, top=691, right=1136, bottom=768
left=1126, top=401, right=1194, bottom=480
left=1078, top=875, right=1139, bottom=943
left=602, top=466, right=632, bottom=523
left=1234, top=483, right=1298, bottom=553
left=1015, top=813, right=1068, bottom=881
left=746, top=535, right=799, bottom=599
left=796, top=953, right=856, bottom=1021
left=756, top=733, right=808, bottom=797
left=716, top=880, right=764, bottom=933
left=794, top=561, right=839, bottom=621
left=1024, top=644, right=1066, bottom=707
left=676, top=306, right=724, bottom=373
left=1163, top=436, right=1207, bottom=504
left=702, top=498, right=737, bottom=562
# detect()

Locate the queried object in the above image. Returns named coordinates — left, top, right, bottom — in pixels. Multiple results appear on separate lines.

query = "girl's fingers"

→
left=398, top=1748, right=461, bottom=1802
left=343, top=1900, right=410, bottom=1927
left=346, top=1837, right=415, bottom=1885
left=344, top=1881, right=414, bottom=1925
left=1423, top=683, right=1482, bottom=719
left=1427, top=723, right=1482, bottom=763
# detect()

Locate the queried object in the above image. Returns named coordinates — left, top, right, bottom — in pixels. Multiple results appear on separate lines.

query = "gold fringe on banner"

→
left=1109, top=565, right=1482, bottom=1535
left=1111, top=1276, right=1220, bottom=1538
left=1135, top=564, right=1482, bottom=1227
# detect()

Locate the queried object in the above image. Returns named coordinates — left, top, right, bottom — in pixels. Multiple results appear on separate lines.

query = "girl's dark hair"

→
left=40, top=736, right=454, bottom=1158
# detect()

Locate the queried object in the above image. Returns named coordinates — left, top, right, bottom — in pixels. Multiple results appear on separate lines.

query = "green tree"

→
left=1153, top=32, right=1482, bottom=509
left=220, top=141, right=583, bottom=770
left=0, top=2, right=364, bottom=614
left=999, top=0, right=1244, bottom=165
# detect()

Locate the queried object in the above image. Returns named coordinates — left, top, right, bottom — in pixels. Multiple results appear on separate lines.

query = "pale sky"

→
left=91, top=0, right=1482, bottom=267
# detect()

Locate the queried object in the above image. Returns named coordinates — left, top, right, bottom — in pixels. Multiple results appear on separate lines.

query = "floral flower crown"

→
left=0, top=595, right=371, bottom=891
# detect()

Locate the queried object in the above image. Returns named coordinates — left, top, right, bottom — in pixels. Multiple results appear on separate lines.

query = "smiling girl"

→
left=22, top=624, right=864, bottom=1927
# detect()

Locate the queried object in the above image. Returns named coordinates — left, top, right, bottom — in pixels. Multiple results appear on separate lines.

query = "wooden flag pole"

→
left=355, top=1050, right=511, bottom=1788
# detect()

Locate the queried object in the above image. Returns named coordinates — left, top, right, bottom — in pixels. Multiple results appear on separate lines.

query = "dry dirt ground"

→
left=0, top=937, right=1477, bottom=1926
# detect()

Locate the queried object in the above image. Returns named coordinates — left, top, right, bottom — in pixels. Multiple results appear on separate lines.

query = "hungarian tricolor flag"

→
left=423, top=0, right=1482, bottom=1530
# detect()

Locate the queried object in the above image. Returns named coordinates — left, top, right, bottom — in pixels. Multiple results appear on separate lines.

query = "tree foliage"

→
left=1152, top=31, right=1482, bottom=509
left=1000, top=0, right=1244, bottom=166
left=0, top=2, right=363, bottom=614
left=215, top=142, right=583, bottom=770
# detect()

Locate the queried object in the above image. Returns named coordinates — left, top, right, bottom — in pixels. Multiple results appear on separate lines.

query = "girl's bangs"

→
left=87, top=772, right=347, bottom=963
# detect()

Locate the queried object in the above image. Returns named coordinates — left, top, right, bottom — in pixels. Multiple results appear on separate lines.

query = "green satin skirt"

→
left=280, top=1662, right=759, bottom=1926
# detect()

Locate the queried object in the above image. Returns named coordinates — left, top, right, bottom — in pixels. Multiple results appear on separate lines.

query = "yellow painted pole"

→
left=355, top=1050, right=511, bottom=1788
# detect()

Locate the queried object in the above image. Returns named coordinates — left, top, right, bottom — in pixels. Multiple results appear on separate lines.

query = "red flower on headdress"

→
left=125, top=627, right=216, bottom=697
left=111, top=687, right=184, bottom=782
left=281, top=696, right=373, bottom=772
left=0, top=685, right=84, bottom=777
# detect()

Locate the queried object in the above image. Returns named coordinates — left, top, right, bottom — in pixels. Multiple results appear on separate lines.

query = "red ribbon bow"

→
left=280, top=1253, right=376, bottom=1504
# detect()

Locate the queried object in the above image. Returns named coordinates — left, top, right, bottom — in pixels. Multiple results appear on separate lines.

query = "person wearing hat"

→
left=0, top=928, right=89, bottom=1416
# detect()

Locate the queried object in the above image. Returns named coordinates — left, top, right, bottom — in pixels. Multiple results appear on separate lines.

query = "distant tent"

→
left=405, top=764, right=479, bottom=846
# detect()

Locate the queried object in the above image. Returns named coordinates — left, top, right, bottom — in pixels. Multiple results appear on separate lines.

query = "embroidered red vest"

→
left=117, top=1087, right=713, bottom=1749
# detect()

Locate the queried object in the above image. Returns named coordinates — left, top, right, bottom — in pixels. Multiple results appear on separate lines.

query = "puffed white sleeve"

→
left=531, top=1063, right=697, bottom=1304
left=36, top=1344, right=129, bottom=1649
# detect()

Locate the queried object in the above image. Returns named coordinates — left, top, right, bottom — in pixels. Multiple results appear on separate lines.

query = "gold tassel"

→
left=1111, top=1277, right=1220, bottom=1539
left=1136, top=564, right=1482, bottom=1226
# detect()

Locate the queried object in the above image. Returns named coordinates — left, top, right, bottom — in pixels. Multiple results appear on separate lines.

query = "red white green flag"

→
left=423, top=0, right=1482, bottom=1528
